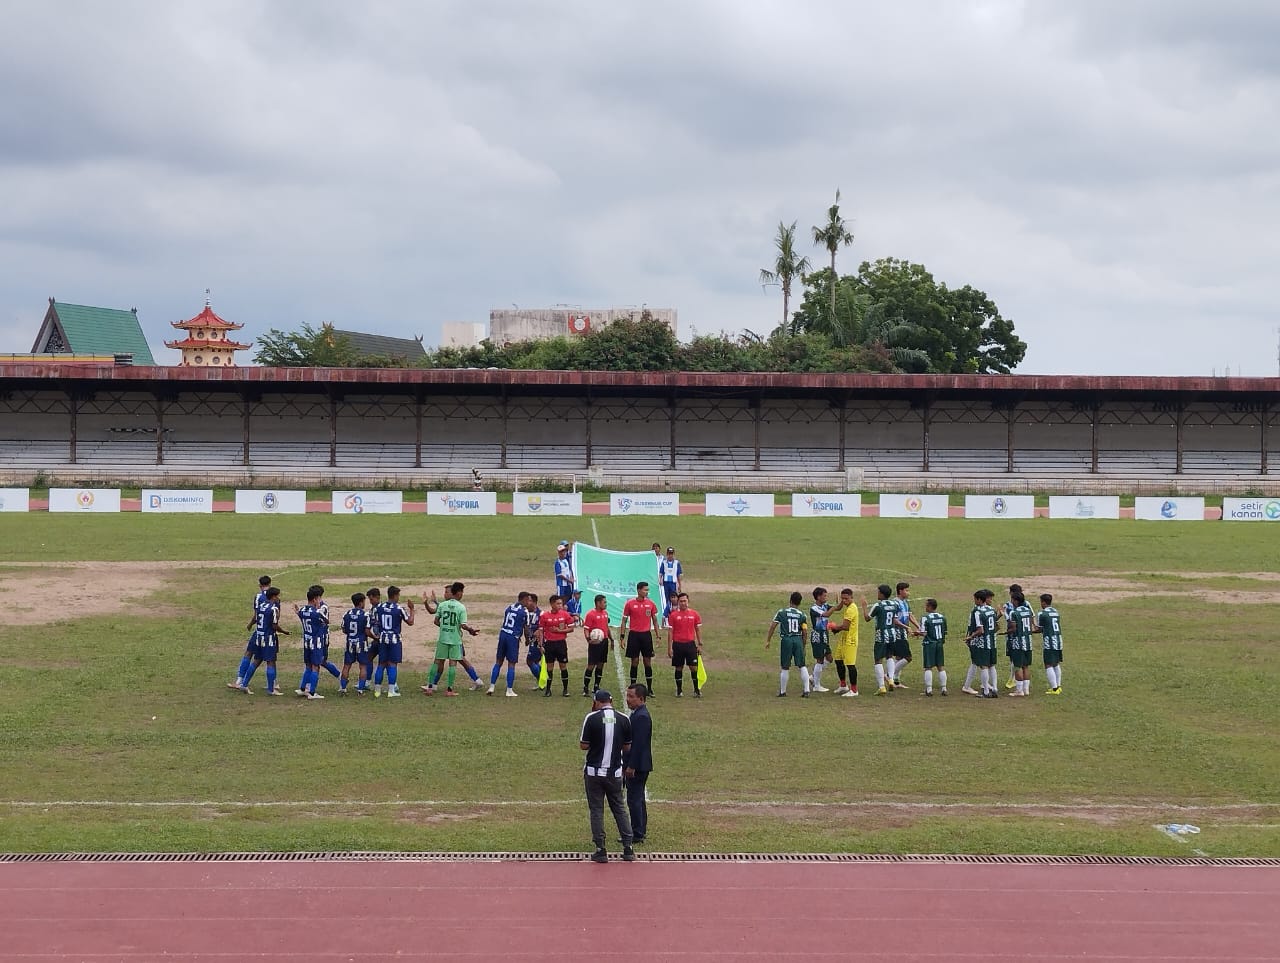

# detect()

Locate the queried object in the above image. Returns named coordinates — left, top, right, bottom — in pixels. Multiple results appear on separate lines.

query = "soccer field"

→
left=0, top=512, right=1277, bottom=857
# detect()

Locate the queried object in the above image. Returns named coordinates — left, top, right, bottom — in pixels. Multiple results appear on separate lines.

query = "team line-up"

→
left=766, top=581, right=1067, bottom=699
left=226, top=580, right=705, bottom=701
left=225, top=577, right=1064, bottom=703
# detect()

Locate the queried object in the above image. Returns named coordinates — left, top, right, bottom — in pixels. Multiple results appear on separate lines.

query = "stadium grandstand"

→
left=0, top=363, right=1277, bottom=494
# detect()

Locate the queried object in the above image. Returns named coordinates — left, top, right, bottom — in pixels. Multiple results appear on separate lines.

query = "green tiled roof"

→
left=330, top=329, right=426, bottom=360
left=50, top=302, right=156, bottom=365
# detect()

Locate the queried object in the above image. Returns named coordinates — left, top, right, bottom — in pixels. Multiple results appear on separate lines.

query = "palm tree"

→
left=759, top=221, right=811, bottom=331
left=812, top=189, right=854, bottom=324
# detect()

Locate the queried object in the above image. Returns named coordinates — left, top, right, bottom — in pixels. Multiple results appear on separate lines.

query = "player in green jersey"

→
left=1006, top=590, right=1036, bottom=697
left=1033, top=593, right=1065, bottom=694
left=423, top=581, right=480, bottom=696
left=916, top=598, right=948, bottom=696
left=862, top=584, right=903, bottom=696
left=809, top=587, right=833, bottom=692
left=764, top=591, right=811, bottom=697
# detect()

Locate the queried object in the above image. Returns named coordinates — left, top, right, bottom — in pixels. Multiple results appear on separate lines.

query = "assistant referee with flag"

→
left=579, top=689, right=636, bottom=863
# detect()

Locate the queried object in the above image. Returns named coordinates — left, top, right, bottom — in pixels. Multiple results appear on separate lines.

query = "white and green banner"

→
left=572, top=542, right=661, bottom=626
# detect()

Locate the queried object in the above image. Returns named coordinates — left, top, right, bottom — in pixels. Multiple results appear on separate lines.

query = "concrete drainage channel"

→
left=1, top=851, right=1278, bottom=866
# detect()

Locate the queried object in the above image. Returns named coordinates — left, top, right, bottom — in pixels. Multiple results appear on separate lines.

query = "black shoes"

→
left=591, top=848, right=608, bottom=863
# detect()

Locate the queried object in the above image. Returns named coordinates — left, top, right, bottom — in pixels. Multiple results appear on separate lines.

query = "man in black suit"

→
left=623, top=683, right=653, bottom=843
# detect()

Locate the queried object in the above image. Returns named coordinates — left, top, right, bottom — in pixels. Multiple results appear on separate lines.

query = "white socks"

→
left=938, top=670, right=947, bottom=691
left=875, top=664, right=886, bottom=688
left=923, top=669, right=932, bottom=692
left=800, top=667, right=812, bottom=693
left=813, top=663, right=824, bottom=687
left=964, top=666, right=978, bottom=689
left=779, top=669, right=789, bottom=694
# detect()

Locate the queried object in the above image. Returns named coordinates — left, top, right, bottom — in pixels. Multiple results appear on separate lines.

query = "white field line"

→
left=0, top=798, right=1275, bottom=812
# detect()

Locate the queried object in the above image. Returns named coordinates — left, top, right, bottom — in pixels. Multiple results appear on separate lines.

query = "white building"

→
left=488, top=307, right=677, bottom=345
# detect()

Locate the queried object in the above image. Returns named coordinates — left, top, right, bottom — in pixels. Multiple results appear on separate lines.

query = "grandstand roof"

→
left=0, top=365, right=1275, bottom=403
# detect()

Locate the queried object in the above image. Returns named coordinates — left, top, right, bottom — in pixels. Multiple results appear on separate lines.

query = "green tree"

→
left=811, top=190, right=854, bottom=325
left=791, top=258, right=1027, bottom=373
left=759, top=221, right=811, bottom=332
left=253, top=323, right=357, bottom=366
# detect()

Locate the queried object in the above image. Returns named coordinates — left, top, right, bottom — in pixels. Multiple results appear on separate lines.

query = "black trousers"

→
left=625, top=770, right=649, bottom=840
left=585, top=773, right=633, bottom=848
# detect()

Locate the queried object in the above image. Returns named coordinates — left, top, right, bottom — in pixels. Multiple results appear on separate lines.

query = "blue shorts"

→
left=527, top=645, right=542, bottom=666
left=379, top=637, right=403, bottom=664
left=255, top=639, right=279, bottom=663
left=343, top=647, right=370, bottom=666
left=496, top=635, right=521, bottom=664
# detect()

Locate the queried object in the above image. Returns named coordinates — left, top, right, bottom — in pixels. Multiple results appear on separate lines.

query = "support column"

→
left=668, top=396, right=677, bottom=470
left=584, top=397, right=593, bottom=468
left=414, top=399, right=423, bottom=469
left=155, top=396, right=165, bottom=466
left=921, top=401, right=931, bottom=472
left=1175, top=404, right=1185, bottom=474
left=499, top=394, right=509, bottom=470
left=242, top=398, right=251, bottom=467
left=69, top=395, right=78, bottom=465
left=1090, top=406, right=1099, bottom=474
left=329, top=398, right=338, bottom=469
left=752, top=397, right=761, bottom=472
left=836, top=402, right=847, bottom=472
left=1006, top=405, right=1015, bottom=473
left=1262, top=405, right=1271, bottom=476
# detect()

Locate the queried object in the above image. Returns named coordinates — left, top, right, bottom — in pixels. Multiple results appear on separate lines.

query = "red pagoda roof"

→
left=164, top=337, right=251, bottom=350
left=172, top=305, right=244, bottom=330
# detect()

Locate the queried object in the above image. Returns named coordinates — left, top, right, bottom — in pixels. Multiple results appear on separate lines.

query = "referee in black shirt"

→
left=579, top=689, right=636, bottom=863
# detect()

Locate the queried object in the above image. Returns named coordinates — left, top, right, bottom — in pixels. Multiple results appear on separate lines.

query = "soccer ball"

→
left=588, top=628, right=606, bottom=643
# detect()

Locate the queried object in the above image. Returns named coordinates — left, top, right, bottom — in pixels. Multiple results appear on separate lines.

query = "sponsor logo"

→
left=905, top=497, right=922, bottom=515
left=527, top=496, right=542, bottom=513
left=262, top=492, right=279, bottom=511
left=1074, top=499, right=1095, bottom=518
left=343, top=494, right=364, bottom=514
left=805, top=496, right=845, bottom=514
left=77, top=491, right=95, bottom=508
left=1268, top=501, right=1280, bottom=521
left=616, top=497, right=632, bottom=512
left=728, top=497, right=750, bottom=515
left=1160, top=500, right=1177, bottom=519
left=991, top=497, right=1007, bottom=516
left=149, top=495, right=162, bottom=508
left=440, top=494, right=482, bottom=512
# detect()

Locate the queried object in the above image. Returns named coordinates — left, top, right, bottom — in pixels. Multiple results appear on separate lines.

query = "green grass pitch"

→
left=0, top=512, right=1276, bottom=856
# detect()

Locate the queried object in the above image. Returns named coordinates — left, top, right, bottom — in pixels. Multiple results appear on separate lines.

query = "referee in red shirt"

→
left=619, top=581, right=660, bottom=695
left=666, top=592, right=703, bottom=697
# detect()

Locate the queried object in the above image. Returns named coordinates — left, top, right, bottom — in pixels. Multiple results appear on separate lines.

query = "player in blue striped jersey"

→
left=488, top=592, right=534, bottom=697
left=339, top=592, right=375, bottom=694
left=228, top=575, right=271, bottom=691
left=525, top=594, right=544, bottom=688
left=239, top=586, right=288, bottom=695
left=890, top=582, right=919, bottom=688
left=371, top=585, right=414, bottom=698
left=293, top=585, right=330, bottom=700
left=365, top=587, right=383, bottom=690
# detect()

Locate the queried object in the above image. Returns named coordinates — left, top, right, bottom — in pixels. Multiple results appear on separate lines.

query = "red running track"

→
left=0, top=858, right=1276, bottom=961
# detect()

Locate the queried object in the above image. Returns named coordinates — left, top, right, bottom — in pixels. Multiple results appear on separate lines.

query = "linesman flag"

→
left=696, top=655, right=708, bottom=690
left=537, top=656, right=548, bottom=690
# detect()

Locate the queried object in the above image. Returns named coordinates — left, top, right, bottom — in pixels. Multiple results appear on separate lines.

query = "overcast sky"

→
left=2, top=1, right=1277, bottom=376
